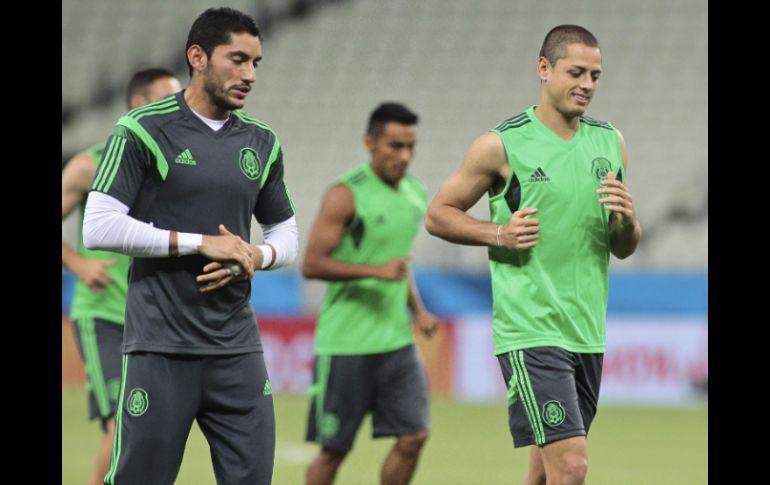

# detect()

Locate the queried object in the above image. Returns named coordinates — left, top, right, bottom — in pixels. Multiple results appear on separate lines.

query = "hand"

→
left=597, top=172, right=636, bottom=226
left=376, top=257, right=409, bottom=281
left=196, top=260, right=251, bottom=293
left=499, top=208, right=539, bottom=250
left=413, top=310, right=440, bottom=338
left=74, top=258, right=117, bottom=293
left=198, top=224, right=255, bottom=280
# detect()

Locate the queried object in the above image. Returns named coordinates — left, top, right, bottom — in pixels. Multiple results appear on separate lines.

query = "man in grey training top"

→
left=83, top=7, right=298, bottom=484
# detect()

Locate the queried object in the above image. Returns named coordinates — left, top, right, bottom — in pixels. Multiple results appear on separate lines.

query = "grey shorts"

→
left=72, top=317, right=123, bottom=429
left=305, top=344, right=429, bottom=453
left=497, top=347, right=603, bottom=448
left=105, top=351, right=275, bottom=485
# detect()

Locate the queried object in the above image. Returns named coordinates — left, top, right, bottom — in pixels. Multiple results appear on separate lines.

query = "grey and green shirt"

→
left=314, top=164, right=427, bottom=355
left=488, top=106, right=624, bottom=355
left=90, top=90, right=295, bottom=355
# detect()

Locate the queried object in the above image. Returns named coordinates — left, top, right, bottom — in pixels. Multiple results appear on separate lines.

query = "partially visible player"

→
left=62, top=67, right=181, bottom=485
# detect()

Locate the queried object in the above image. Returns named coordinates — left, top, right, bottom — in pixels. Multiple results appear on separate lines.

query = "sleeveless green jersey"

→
left=315, top=163, right=428, bottom=355
left=70, top=142, right=130, bottom=324
left=488, top=106, right=624, bottom=354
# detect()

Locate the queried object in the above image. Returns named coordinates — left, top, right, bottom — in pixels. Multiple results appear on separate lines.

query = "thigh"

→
left=371, top=345, right=430, bottom=438
left=197, top=352, right=275, bottom=485
left=105, top=352, right=201, bottom=485
left=72, top=318, right=124, bottom=423
left=575, top=353, right=603, bottom=435
left=497, top=347, right=585, bottom=448
left=305, top=354, right=374, bottom=453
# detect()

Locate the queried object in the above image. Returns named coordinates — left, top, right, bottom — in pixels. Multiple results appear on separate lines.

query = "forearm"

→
left=425, top=205, right=499, bottom=247
left=303, top=257, right=383, bottom=281
left=62, top=240, right=85, bottom=272
left=83, top=191, right=201, bottom=257
left=257, top=216, right=299, bottom=270
left=407, top=274, right=426, bottom=316
left=609, top=217, right=642, bottom=259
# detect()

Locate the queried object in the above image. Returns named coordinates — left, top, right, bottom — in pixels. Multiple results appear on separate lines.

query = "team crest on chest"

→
left=591, top=157, right=612, bottom=186
left=239, top=148, right=262, bottom=180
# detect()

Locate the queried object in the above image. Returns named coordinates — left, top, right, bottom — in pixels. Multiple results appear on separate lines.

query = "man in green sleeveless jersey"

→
left=303, top=103, right=439, bottom=485
left=82, top=8, right=298, bottom=484
left=426, top=25, right=641, bottom=485
left=62, top=68, right=180, bottom=485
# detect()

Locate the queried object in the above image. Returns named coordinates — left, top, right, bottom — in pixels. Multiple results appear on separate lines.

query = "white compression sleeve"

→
left=256, top=215, right=298, bottom=270
left=83, top=191, right=202, bottom=257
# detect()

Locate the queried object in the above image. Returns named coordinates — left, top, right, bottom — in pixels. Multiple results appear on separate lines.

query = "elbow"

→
left=81, top=220, right=100, bottom=251
left=424, top=211, right=440, bottom=237
left=302, top=258, right=318, bottom=279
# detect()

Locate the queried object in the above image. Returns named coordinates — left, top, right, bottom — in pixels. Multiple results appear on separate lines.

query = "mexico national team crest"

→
left=542, top=400, right=566, bottom=427
left=320, top=413, right=340, bottom=438
left=591, top=157, right=612, bottom=187
left=126, top=388, right=149, bottom=417
left=239, top=148, right=262, bottom=180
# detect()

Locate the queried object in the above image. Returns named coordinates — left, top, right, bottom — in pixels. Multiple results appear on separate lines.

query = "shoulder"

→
left=232, top=110, right=279, bottom=144
left=337, top=164, right=370, bottom=187
left=403, top=174, right=427, bottom=196
left=62, top=150, right=98, bottom=182
left=492, top=110, right=531, bottom=133
left=579, top=114, right=615, bottom=132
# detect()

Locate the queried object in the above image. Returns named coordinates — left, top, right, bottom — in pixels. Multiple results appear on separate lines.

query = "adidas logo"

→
left=174, top=149, right=197, bottom=166
left=529, top=167, right=550, bottom=182
left=263, top=379, right=273, bottom=396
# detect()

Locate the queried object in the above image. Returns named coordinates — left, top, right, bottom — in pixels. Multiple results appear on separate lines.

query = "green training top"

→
left=70, top=143, right=130, bottom=324
left=314, top=163, right=427, bottom=355
left=488, top=106, right=624, bottom=355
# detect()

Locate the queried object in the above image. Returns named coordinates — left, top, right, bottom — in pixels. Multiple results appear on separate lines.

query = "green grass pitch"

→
left=63, top=388, right=707, bottom=484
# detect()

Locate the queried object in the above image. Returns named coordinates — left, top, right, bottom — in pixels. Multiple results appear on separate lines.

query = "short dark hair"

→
left=539, top=25, right=599, bottom=67
left=366, top=102, right=419, bottom=137
left=125, top=67, right=176, bottom=108
left=185, top=7, right=261, bottom=75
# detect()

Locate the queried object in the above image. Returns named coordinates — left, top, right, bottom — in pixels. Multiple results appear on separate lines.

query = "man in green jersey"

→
left=62, top=67, right=181, bottom=485
left=303, top=102, right=439, bottom=485
left=426, top=25, right=641, bottom=485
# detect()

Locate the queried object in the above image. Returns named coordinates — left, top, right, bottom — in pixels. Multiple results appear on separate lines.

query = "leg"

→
left=88, top=417, right=115, bottom=485
left=497, top=348, right=588, bottom=484
left=197, top=352, right=275, bottom=485
left=522, top=446, right=546, bottom=485
left=105, top=353, right=200, bottom=485
left=306, top=447, right=347, bottom=485
left=304, top=354, right=373, bottom=484
left=380, top=431, right=429, bottom=485
left=72, top=319, right=124, bottom=485
left=539, top=436, right=588, bottom=485
left=372, top=345, right=431, bottom=485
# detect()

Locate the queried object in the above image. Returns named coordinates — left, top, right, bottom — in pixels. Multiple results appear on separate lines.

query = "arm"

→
left=196, top=215, right=299, bottom=292
left=62, top=152, right=116, bottom=292
left=84, top=191, right=256, bottom=283
left=82, top=130, right=256, bottom=281
left=302, top=184, right=407, bottom=282
left=598, top=130, right=642, bottom=259
left=425, top=132, right=540, bottom=250
left=407, top=269, right=439, bottom=338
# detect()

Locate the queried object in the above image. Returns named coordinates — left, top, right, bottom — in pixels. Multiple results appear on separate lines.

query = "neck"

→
left=533, top=100, right=580, bottom=141
left=369, top=162, right=398, bottom=189
left=184, top=83, right=230, bottom=120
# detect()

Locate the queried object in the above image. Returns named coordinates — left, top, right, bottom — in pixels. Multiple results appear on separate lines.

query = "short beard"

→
left=203, top=74, right=240, bottom=113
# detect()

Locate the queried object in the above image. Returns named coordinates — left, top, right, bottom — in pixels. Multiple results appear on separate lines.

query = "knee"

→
left=396, top=431, right=429, bottom=457
left=318, top=448, right=346, bottom=467
left=559, top=454, right=588, bottom=483
left=526, top=469, right=546, bottom=485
